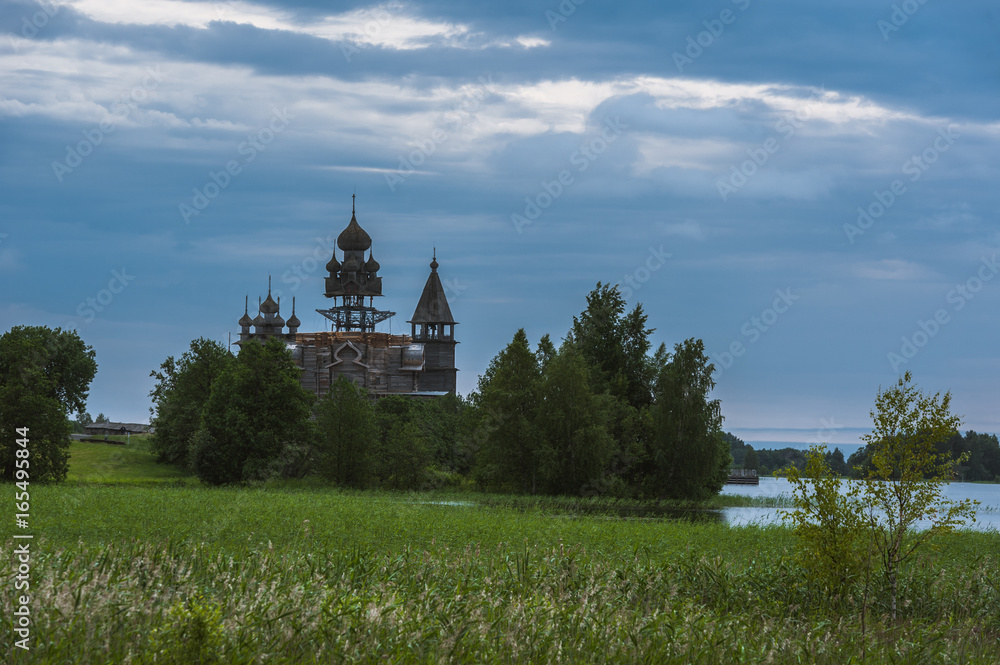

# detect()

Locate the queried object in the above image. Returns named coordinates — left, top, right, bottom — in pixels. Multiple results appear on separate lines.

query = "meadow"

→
left=1, top=440, right=998, bottom=663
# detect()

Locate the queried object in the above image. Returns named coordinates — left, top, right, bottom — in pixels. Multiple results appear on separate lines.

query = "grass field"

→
left=1, top=442, right=998, bottom=663
left=66, top=436, right=196, bottom=485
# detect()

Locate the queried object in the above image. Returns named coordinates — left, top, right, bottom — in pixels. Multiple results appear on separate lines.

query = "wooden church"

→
left=236, top=198, right=458, bottom=398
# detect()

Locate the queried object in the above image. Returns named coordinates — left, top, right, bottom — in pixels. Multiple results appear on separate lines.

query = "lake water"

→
left=721, top=477, right=1000, bottom=531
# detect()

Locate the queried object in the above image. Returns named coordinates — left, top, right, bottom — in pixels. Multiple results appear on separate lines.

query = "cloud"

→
left=852, top=259, right=936, bottom=282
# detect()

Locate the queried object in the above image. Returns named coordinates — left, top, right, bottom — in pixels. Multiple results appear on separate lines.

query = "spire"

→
left=252, top=296, right=264, bottom=329
left=409, top=252, right=455, bottom=325
left=238, top=294, right=253, bottom=329
left=260, top=276, right=279, bottom=314
left=287, top=296, right=301, bottom=331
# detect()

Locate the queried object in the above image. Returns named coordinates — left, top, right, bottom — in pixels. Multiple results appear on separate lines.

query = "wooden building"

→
left=236, top=198, right=458, bottom=398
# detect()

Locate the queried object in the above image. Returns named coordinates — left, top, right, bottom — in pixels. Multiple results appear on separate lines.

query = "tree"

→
left=784, top=445, right=868, bottom=597
left=570, top=283, right=655, bottom=410
left=647, top=338, right=730, bottom=500
left=0, top=326, right=97, bottom=482
left=855, top=372, right=977, bottom=618
left=149, top=338, right=233, bottom=467
left=380, top=420, right=432, bottom=490
left=95, top=413, right=109, bottom=423
left=743, top=447, right=759, bottom=471
left=535, top=342, right=614, bottom=495
left=191, top=338, right=313, bottom=485
left=824, top=447, right=848, bottom=476
left=473, top=329, right=548, bottom=494
left=315, top=375, right=377, bottom=488
left=787, top=373, right=978, bottom=621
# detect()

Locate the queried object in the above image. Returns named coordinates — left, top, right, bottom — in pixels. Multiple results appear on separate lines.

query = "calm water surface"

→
left=722, top=477, right=1000, bottom=530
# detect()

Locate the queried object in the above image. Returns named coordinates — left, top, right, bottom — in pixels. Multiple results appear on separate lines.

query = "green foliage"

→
left=535, top=342, right=614, bottom=495
left=569, top=282, right=654, bottom=409
left=946, top=430, right=1000, bottom=481
left=473, top=329, right=548, bottom=493
left=315, top=376, right=377, bottom=488
left=784, top=445, right=867, bottom=595
left=0, top=326, right=97, bottom=482
left=380, top=421, right=432, bottom=490
left=149, top=594, right=225, bottom=664
left=69, top=411, right=93, bottom=434
left=149, top=338, right=233, bottom=468
left=724, top=431, right=750, bottom=467
left=787, top=373, right=980, bottom=621
left=3, top=484, right=1000, bottom=664
left=192, top=338, right=314, bottom=485
left=856, top=371, right=979, bottom=617
left=647, top=338, right=730, bottom=500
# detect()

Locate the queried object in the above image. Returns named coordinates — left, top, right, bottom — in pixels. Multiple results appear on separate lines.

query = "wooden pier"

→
left=726, top=469, right=759, bottom=485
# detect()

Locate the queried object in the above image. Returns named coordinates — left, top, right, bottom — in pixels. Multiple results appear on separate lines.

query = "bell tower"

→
left=316, top=196, right=395, bottom=332
left=408, top=250, right=458, bottom=393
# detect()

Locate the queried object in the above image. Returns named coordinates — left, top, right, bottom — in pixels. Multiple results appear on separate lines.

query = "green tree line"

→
left=148, top=283, right=732, bottom=498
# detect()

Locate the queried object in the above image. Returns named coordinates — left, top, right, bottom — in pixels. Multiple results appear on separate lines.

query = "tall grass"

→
left=2, top=484, right=998, bottom=663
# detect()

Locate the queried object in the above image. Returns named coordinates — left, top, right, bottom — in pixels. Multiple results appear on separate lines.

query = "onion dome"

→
left=253, top=297, right=265, bottom=328
left=260, top=277, right=279, bottom=314
left=337, top=213, right=372, bottom=252
left=260, top=292, right=279, bottom=315
left=287, top=297, right=301, bottom=330
left=272, top=312, right=285, bottom=328
left=238, top=296, right=253, bottom=328
left=365, top=251, right=380, bottom=273
left=326, top=255, right=341, bottom=273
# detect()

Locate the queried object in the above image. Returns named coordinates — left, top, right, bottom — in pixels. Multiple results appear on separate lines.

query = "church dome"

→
left=286, top=312, right=300, bottom=329
left=260, top=292, right=279, bottom=314
left=238, top=311, right=254, bottom=328
left=272, top=312, right=285, bottom=328
left=326, top=255, right=341, bottom=273
left=337, top=213, right=372, bottom=252
left=365, top=252, right=380, bottom=273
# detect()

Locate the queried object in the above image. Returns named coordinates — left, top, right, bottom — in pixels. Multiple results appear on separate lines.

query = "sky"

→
left=1, top=0, right=998, bottom=448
